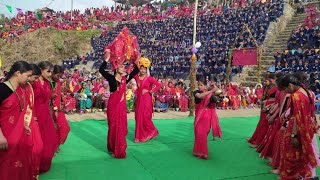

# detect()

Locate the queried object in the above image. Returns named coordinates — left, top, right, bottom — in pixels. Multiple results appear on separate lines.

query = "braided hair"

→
left=277, top=73, right=312, bottom=104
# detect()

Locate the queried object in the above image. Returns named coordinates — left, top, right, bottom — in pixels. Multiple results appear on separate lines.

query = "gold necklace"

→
left=8, top=80, right=25, bottom=111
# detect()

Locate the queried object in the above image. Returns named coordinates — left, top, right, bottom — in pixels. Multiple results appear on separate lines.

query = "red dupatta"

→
left=53, top=80, right=70, bottom=145
left=194, top=92, right=222, bottom=139
left=53, top=80, right=62, bottom=110
left=280, top=91, right=317, bottom=179
left=0, top=85, right=33, bottom=180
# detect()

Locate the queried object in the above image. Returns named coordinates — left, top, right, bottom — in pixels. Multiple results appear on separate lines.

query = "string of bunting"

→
left=0, top=0, right=54, bottom=16
left=0, top=2, right=48, bottom=21
left=0, top=2, right=29, bottom=14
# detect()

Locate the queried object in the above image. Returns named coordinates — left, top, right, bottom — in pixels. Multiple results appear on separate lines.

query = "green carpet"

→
left=39, top=116, right=317, bottom=180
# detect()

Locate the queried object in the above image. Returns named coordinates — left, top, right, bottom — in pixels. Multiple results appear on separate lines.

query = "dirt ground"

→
left=66, top=108, right=262, bottom=122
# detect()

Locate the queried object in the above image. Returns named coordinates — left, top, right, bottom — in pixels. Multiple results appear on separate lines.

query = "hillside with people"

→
left=0, top=27, right=102, bottom=66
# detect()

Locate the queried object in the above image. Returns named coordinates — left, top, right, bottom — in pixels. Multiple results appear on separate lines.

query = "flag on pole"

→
left=232, top=48, right=258, bottom=65
left=36, top=13, right=43, bottom=20
left=6, top=5, right=13, bottom=13
left=16, top=8, right=23, bottom=14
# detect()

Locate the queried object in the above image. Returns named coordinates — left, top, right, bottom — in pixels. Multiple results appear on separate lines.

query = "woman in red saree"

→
left=193, top=79, right=222, bottom=159
left=61, top=79, right=76, bottom=113
left=28, top=64, right=44, bottom=179
left=256, top=73, right=282, bottom=158
left=52, top=65, right=70, bottom=148
left=33, top=61, right=58, bottom=173
left=255, top=84, right=263, bottom=105
left=270, top=92, right=291, bottom=174
left=134, top=58, right=161, bottom=143
left=175, top=82, right=189, bottom=112
left=277, top=74, right=318, bottom=180
left=248, top=74, right=277, bottom=148
left=227, top=84, right=240, bottom=110
left=0, top=61, right=33, bottom=180
left=99, top=52, right=139, bottom=159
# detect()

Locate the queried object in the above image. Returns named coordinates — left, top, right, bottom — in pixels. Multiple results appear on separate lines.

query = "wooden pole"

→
left=245, top=24, right=261, bottom=83
left=188, top=0, right=199, bottom=117
left=226, top=25, right=245, bottom=84
left=226, top=49, right=232, bottom=84
left=71, top=0, right=74, bottom=20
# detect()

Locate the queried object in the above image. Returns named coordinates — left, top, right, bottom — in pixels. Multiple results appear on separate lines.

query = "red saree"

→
left=256, top=87, right=263, bottom=100
left=106, top=77, right=128, bottom=158
left=257, top=90, right=281, bottom=158
left=53, top=81, right=70, bottom=145
left=134, top=76, right=161, bottom=143
left=176, top=87, right=189, bottom=112
left=280, top=91, right=317, bottom=180
left=0, top=86, right=33, bottom=180
left=271, top=93, right=291, bottom=169
left=227, top=85, right=240, bottom=110
left=24, top=83, right=44, bottom=179
left=248, top=86, right=277, bottom=146
left=62, top=82, right=76, bottom=112
left=33, top=79, right=58, bottom=173
left=193, top=92, right=222, bottom=159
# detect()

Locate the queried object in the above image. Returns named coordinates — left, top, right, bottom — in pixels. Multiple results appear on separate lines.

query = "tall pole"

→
left=71, top=0, right=73, bottom=20
left=188, top=0, right=198, bottom=117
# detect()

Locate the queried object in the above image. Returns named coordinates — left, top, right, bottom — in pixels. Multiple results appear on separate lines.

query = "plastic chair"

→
left=316, top=94, right=320, bottom=114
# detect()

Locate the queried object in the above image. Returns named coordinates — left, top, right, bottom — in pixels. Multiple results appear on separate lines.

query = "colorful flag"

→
left=6, top=5, right=12, bottom=13
left=16, top=8, right=23, bottom=14
left=232, top=48, right=258, bottom=65
left=36, top=13, right=43, bottom=20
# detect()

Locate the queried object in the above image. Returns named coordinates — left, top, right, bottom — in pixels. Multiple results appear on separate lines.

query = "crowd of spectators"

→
left=287, top=5, right=320, bottom=49
left=271, top=5, right=320, bottom=95
left=84, top=1, right=284, bottom=81
left=0, top=0, right=238, bottom=43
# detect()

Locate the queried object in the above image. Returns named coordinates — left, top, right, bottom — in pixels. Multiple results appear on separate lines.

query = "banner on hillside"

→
left=232, top=48, right=258, bottom=65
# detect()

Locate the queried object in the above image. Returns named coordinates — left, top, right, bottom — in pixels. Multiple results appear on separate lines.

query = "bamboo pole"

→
left=71, top=0, right=74, bottom=20
left=245, top=24, right=261, bottom=83
left=188, top=0, right=199, bottom=117
left=226, top=25, right=245, bottom=84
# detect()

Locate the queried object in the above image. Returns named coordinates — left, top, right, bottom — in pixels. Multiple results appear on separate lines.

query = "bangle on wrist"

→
left=291, top=133, right=297, bottom=138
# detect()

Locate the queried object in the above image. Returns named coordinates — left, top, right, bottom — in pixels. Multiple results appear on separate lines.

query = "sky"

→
left=0, top=0, right=115, bottom=17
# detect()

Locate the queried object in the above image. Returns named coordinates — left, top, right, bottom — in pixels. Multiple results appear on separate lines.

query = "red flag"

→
left=232, top=48, right=258, bottom=65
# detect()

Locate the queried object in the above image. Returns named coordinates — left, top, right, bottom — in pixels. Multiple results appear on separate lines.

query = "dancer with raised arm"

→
left=193, top=79, right=223, bottom=159
left=99, top=26, right=140, bottom=159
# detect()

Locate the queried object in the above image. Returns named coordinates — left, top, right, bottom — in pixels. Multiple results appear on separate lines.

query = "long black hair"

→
left=277, top=73, right=312, bottom=104
left=292, top=72, right=308, bottom=88
left=197, top=77, right=208, bottom=86
left=30, top=64, right=41, bottom=76
left=275, top=72, right=284, bottom=79
left=38, top=61, right=53, bottom=70
left=5, top=61, right=32, bottom=80
left=267, top=73, right=276, bottom=80
left=53, top=65, right=63, bottom=74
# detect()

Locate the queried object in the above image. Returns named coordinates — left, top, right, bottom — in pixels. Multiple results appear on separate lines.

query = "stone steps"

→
left=239, top=8, right=309, bottom=85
